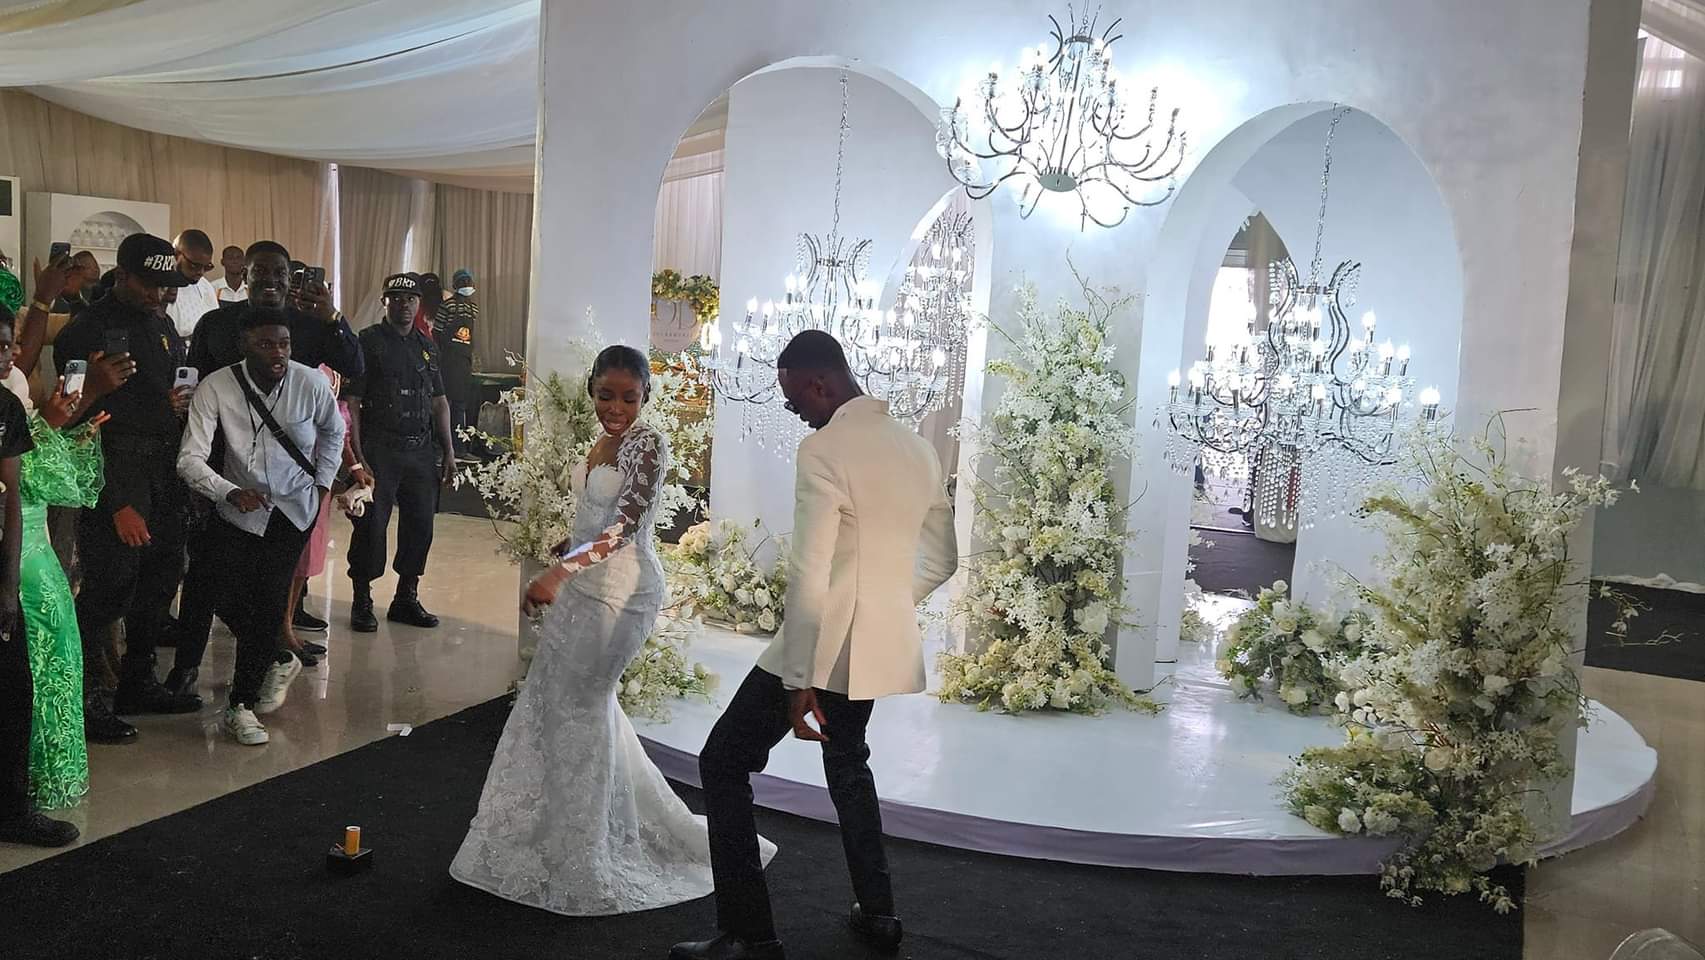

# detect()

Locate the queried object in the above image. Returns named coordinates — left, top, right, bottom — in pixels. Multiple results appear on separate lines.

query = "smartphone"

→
left=104, top=329, right=130, bottom=358
left=49, top=241, right=71, bottom=262
left=61, top=360, right=87, bottom=396
left=302, top=266, right=325, bottom=289
left=173, top=366, right=199, bottom=390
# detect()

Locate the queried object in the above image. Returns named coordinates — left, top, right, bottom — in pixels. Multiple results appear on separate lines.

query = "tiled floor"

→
left=1, top=515, right=1699, bottom=960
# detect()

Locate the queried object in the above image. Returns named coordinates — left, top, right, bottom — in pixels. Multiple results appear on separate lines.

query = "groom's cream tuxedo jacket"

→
left=756, top=396, right=958, bottom=700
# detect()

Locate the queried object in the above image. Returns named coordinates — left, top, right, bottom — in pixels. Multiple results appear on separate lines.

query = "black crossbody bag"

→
left=233, top=369, right=318, bottom=482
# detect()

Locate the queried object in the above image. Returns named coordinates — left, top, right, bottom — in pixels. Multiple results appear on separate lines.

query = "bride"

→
left=451, top=345, right=774, bottom=915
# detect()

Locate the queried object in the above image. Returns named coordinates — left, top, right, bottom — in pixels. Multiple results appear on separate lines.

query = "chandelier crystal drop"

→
left=937, top=5, right=1187, bottom=230
left=851, top=205, right=978, bottom=427
left=1158, top=107, right=1443, bottom=528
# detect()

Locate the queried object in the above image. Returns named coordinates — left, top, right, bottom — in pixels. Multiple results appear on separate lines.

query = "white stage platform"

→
left=635, top=599, right=1658, bottom=876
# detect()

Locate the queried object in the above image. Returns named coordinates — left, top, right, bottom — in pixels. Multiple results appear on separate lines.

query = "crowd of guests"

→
left=0, top=230, right=483, bottom=848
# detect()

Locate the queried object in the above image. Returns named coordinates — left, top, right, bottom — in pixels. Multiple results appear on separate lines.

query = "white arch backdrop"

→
left=531, top=2, right=1639, bottom=812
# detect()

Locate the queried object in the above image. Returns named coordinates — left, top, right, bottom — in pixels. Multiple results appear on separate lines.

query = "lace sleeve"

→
left=559, top=425, right=666, bottom=572
left=19, top=415, right=105, bottom=509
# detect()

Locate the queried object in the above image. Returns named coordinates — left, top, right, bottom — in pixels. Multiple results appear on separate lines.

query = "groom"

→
left=673, top=331, right=958, bottom=960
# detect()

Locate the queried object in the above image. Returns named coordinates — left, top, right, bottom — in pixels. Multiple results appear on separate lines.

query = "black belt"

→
left=368, top=432, right=432, bottom=451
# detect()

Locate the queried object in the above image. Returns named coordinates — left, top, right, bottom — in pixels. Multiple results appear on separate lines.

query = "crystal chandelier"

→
left=936, top=6, right=1187, bottom=230
left=850, top=204, right=978, bottom=427
left=1159, top=107, right=1442, bottom=523
left=702, top=70, right=974, bottom=447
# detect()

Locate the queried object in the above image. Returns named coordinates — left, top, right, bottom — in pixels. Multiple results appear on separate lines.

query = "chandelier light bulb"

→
left=1348, top=337, right=1364, bottom=355
left=1378, top=340, right=1395, bottom=360
left=1188, top=367, right=1207, bottom=390
left=1361, top=310, right=1377, bottom=332
left=1396, top=343, right=1412, bottom=362
left=932, top=348, right=948, bottom=369
left=784, top=274, right=798, bottom=295
left=762, top=300, right=775, bottom=318
left=1167, top=369, right=1182, bottom=388
left=1277, top=373, right=1296, bottom=393
left=745, top=297, right=758, bottom=314
left=1419, top=386, right=1441, bottom=406
left=1309, top=340, right=1326, bottom=357
left=1384, top=386, right=1403, bottom=406
left=1311, top=383, right=1328, bottom=401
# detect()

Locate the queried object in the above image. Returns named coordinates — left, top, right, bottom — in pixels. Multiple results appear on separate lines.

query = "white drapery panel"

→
left=433, top=185, right=534, bottom=370
left=1605, top=36, right=1705, bottom=488
left=0, top=0, right=540, bottom=189
left=652, top=150, right=725, bottom=281
left=338, top=166, right=423, bottom=330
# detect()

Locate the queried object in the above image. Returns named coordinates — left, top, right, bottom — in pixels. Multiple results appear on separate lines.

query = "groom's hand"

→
left=788, top=688, right=829, bottom=742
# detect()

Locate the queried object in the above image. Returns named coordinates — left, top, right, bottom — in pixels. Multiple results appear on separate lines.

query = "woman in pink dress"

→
left=281, top=368, right=370, bottom=651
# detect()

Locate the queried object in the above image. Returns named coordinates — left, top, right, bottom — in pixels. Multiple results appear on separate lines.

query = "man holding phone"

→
left=52, top=233, right=201, bottom=726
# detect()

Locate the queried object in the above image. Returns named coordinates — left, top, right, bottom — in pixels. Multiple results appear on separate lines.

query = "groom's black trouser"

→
left=700, top=667, right=891, bottom=942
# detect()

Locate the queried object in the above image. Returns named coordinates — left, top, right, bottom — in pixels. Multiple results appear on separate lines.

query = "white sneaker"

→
left=222, top=705, right=269, bottom=745
left=254, top=655, right=304, bottom=716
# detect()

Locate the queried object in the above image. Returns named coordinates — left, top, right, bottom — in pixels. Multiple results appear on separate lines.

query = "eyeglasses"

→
left=183, top=259, right=214, bottom=272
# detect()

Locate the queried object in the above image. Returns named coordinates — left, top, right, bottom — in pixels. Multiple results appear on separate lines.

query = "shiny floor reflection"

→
left=0, top=514, right=522, bottom=875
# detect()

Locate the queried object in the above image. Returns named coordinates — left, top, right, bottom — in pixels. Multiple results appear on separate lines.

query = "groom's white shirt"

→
left=756, top=396, right=958, bottom=700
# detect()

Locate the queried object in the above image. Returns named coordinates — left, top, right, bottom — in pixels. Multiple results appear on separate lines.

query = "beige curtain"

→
left=337, top=166, right=423, bottom=330
left=0, top=89, right=331, bottom=270
left=431, top=183, right=533, bottom=370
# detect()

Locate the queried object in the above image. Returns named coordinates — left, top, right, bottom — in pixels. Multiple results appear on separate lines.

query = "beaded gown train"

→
left=450, top=423, right=774, bottom=915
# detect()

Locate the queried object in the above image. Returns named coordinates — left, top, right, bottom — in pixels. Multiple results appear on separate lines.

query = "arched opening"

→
left=1136, top=103, right=1464, bottom=665
left=647, top=58, right=993, bottom=557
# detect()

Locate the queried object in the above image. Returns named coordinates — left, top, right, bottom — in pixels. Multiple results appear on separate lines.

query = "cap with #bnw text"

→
left=117, top=233, right=190, bottom=288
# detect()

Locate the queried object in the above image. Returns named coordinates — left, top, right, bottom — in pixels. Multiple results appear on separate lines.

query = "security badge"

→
left=454, top=326, right=471, bottom=344
left=161, top=335, right=170, bottom=353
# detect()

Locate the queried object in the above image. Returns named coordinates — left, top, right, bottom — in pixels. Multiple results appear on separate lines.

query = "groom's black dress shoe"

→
left=848, top=903, right=903, bottom=954
left=668, top=933, right=785, bottom=960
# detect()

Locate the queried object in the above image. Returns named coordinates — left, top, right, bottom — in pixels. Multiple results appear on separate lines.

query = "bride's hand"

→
left=521, top=567, right=569, bottom=618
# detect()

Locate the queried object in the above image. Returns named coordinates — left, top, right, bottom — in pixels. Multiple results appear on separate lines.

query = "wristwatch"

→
left=30, top=299, right=52, bottom=314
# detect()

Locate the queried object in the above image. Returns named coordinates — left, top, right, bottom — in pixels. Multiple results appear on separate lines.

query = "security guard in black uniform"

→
left=345, top=274, right=457, bottom=632
left=53, top=234, right=202, bottom=737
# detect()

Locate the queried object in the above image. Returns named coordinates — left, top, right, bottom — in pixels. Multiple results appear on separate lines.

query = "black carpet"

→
left=0, top=697, right=1523, bottom=960
left=1586, top=581, right=1705, bottom=682
left=1189, top=526, right=1297, bottom=597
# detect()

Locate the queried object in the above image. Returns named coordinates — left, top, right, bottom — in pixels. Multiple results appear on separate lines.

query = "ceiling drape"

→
left=0, top=0, right=541, bottom=190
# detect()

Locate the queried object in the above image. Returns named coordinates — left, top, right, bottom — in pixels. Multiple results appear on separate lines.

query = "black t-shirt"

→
left=53, top=292, right=186, bottom=445
left=350, top=323, right=444, bottom=441
left=433, top=298, right=476, bottom=380
left=189, top=301, right=364, bottom=381
left=0, top=387, right=35, bottom=461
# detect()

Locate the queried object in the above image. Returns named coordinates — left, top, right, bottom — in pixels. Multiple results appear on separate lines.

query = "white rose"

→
left=1337, top=809, right=1362, bottom=834
left=757, top=610, right=778, bottom=632
left=1049, top=680, right=1073, bottom=710
left=1333, top=691, right=1351, bottom=713
left=721, top=574, right=738, bottom=592
left=624, top=678, right=643, bottom=697
left=753, top=588, right=772, bottom=608
left=735, top=588, right=753, bottom=606
left=1424, top=746, right=1455, bottom=772
left=1343, top=622, right=1363, bottom=643
left=1482, top=675, right=1511, bottom=697
left=1363, top=809, right=1400, bottom=836
left=1280, top=684, right=1310, bottom=706
left=1301, top=629, right=1328, bottom=653
left=1272, top=579, right=1289, bottom=595
left=1075, top=601, right=1110, bottom=637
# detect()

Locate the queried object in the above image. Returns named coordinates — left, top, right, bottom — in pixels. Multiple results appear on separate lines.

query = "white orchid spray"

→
left=1282, top=415, right=1646, bottom=913
left=937, top=279, right=1156, bottom=715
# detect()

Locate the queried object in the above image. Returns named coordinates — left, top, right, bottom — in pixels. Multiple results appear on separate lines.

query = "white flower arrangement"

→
left=458, top=320, right=717, bottom=714
left=617, top=613, right=719, bottom=722
left=668, top=519, right=789, bottom=635
left=936, top=281, right=1157, bottom=715
left=1217, top=580, right=1368, bottom=715
left=1281, top=417, right=1644, bottom=913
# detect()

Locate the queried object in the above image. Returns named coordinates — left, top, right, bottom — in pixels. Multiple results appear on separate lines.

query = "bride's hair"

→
left=587, top=345, right=652, bottom=401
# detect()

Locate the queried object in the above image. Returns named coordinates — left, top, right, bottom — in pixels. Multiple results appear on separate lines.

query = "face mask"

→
left=456, top=286, right=475, bottom=297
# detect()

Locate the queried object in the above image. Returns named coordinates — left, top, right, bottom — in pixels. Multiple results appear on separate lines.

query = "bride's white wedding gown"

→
left=450, top=423, right=774, bottom=915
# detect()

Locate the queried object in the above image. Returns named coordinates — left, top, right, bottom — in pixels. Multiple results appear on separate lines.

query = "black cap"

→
left=381, top=273, right=422, bottom=299
left=116, top=233, right=190, bottom=288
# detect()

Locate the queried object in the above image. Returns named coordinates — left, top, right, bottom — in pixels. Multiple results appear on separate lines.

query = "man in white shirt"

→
left=177, top=306, right=345, bottom=746
left=165, top=229, right=220, bottom=340
left=675, top=331, right=958, bottom=960
left=210, top=245, right=247, bottom=303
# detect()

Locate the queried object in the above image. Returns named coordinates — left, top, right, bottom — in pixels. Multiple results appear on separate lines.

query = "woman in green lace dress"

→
left=0, top=313, right=103, bottom=809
